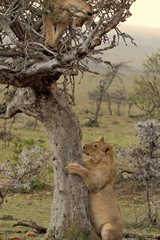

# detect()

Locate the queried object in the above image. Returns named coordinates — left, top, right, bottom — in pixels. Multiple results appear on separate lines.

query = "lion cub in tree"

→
left=66, top=137, right=123, bottom=240
left=43, top=0, right=93, bottom=48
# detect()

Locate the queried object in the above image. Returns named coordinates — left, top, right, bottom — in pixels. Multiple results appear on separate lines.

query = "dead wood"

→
left=123, top=232, right=160, bottom=239
left=13, top=221, right=47, bottom=234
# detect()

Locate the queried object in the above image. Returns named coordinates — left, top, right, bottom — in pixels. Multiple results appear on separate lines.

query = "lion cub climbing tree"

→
left=66, top=137, right=123, bottom=240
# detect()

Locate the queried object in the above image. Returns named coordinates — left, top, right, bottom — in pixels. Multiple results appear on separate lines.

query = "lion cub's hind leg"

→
left=43, top=15, right=56, bottom=48
left=101, top=223, right=122, bottom=240
left=52, top=22, right=68, bottom=48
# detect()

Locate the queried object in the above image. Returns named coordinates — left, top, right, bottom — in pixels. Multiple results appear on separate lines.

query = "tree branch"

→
left=0, top=0, right=136, bottom=90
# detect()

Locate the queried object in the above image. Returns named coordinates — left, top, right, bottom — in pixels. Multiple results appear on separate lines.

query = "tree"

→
left=132, top=51, right=160, bottom=119
left=119, top=120, right=160, bottom=225
left=0, top=0, right=136, bottom=239
left=110, top=88, right=126, bottom=116
left=87, top=63, right=125, bottom=126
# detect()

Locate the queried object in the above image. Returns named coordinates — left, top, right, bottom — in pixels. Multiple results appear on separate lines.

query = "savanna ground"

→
left=0, top=73, right=160, bottom=240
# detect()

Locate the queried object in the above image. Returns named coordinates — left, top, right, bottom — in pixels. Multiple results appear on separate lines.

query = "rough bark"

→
left=41, top=86, right=90, bottom=239
left=0, top=85, right=100, bottom=240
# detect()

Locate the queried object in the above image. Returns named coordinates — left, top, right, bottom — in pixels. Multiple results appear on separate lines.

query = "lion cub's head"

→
left=83, top=136, right=114, bottom=163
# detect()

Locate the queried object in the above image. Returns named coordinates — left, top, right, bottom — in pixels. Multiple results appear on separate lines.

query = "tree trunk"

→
left=107, top=97, right=112, bottom=116
left=42, top=86, right=91, bottom=239
left=2, top=85, right=100, bottom=240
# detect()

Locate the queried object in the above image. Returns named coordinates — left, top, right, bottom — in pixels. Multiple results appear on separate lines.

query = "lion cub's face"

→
left=83, top=137, right=113, bottom=163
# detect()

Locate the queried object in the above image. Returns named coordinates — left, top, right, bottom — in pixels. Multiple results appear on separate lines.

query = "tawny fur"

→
left=42, top=0, right=93, bottom=48
left=66, top=137, right=123, bottom=240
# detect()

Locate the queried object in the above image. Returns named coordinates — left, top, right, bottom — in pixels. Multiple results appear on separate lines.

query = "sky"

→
left=125, top=0, right=160, bottom=29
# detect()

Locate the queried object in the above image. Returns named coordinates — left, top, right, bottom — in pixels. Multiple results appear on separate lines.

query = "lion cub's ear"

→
left=97, top=136, right=105, bottom=142
left=104, top=146, right=110, bottom=153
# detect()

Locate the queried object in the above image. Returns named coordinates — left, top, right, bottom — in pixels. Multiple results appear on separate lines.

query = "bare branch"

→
left=0, top=0, right=136, bottom=90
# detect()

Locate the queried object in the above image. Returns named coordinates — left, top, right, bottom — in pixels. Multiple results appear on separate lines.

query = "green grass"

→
left=0, top=191, right=52, bottom=239
left=1, top=187, right=160, bottom=239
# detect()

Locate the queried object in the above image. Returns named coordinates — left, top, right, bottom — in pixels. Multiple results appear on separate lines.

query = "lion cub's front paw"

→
left=65, top=163, right=80, bottom=174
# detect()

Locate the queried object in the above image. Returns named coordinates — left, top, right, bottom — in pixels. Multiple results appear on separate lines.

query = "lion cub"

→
left=43, top=0, right=93, bottom=48
left=66, top=137, right=123, bottom=240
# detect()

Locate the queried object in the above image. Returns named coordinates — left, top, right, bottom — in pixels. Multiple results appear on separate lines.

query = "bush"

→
left=1, top=146, right=51, bottom=192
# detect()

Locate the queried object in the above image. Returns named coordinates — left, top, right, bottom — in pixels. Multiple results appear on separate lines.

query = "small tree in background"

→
left=87, top=63, right=125, bottom=126
left=109, top=87, right=126, bottom=116
left=132, top=51, right=160, bottom=118
left=119, top=120, right=160, bottom=225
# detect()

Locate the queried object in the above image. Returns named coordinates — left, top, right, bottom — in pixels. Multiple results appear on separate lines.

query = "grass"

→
left=0, top=73, right=159, bottom=239
left=0, top=191, right=52, bottom=239
left=1, top=186, right=160, bottom=239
